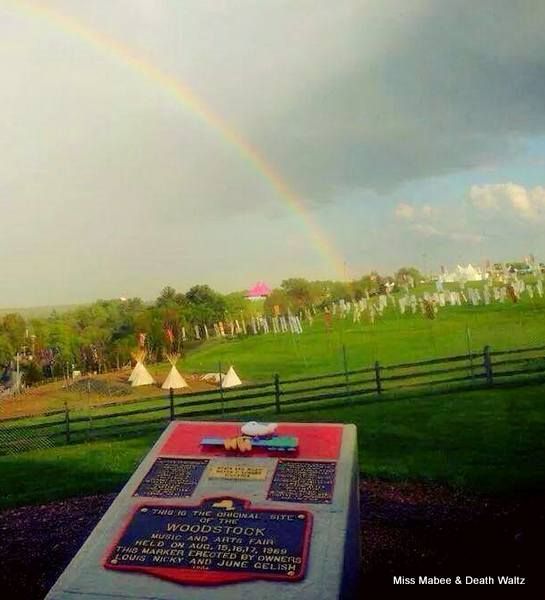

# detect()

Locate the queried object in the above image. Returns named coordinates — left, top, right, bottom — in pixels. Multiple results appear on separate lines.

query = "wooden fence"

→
left=1, top=343, right=545, bottom=455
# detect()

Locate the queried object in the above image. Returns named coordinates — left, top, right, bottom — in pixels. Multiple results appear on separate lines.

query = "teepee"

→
left=162, top=353, right=188, bottom=390
left=222, top=365, right=242, bottom=388
left=129, top=350, right=155, bottom=387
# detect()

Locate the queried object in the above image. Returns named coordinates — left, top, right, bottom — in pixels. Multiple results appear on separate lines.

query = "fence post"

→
left=169, top=387, right=175, bottom=421
left=466, top=326, right=475, bottom=380
left=342, top=344, right=350, bottom=396
left=218, top=361, right=225, bottom=419
left=274, top=374, right=281, bottom=414
left=483, top=345, right=493, bottom=385
left=64, top=401, right=71, bottom=443
left=374, top=361, right=382, bottom=395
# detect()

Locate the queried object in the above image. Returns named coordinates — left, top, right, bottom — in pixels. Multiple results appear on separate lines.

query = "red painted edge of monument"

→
left=159, top=421, right=343, bottom=460
left=102, top=496, right=313, bottom=586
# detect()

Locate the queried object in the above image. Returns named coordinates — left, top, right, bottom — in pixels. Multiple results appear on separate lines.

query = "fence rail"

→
left=1, top=343, right=545, bottom=455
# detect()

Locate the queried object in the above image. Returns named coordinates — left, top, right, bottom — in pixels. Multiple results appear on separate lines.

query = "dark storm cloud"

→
left=253, top=0, right=545, bottom=198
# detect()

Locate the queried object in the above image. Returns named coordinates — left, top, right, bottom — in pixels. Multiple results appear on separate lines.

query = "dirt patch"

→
left=1, top=480, right=543, bottom=598
left=0, top=369, right=218, bottom=420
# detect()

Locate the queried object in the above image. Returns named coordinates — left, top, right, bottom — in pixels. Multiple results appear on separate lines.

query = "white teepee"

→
left=161, top=354, right=188, bottom=390
left=129, top=350, right=155, bottom=387
left=222, top=365, right=242, bottom=388
left=128, top=351, right=141, bottom=382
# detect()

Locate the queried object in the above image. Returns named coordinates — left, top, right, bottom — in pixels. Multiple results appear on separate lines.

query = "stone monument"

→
left=46, top=420, right=360, bottom=599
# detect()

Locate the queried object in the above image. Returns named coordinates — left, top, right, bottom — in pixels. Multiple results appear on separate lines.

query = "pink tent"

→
left=246, top=281, right=271, bottom=298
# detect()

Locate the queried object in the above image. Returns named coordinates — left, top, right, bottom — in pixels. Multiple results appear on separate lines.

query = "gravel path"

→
left=1, top=480, right=543, bottom=598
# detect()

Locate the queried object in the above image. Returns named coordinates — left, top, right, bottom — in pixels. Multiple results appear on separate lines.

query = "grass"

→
left=1, top=382, right=544, bottom=509
left=1, top=284, right=544, bottom=510
left=182, top=291, right=545, bottom=382
left=4, top=284, right=544, bottom=420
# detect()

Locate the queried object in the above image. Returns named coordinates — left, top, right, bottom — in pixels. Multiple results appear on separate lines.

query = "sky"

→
left=1, top=0, right=545, bottom=307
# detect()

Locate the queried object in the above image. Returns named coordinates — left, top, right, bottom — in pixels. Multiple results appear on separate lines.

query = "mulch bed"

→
left=1, top=480, right=543, bottom=598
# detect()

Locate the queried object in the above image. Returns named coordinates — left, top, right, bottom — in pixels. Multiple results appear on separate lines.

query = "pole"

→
left=374, top=361, right=382, bottom=395
left=15, top=352, right=20, bottom=395
left=483, top=345, right=493, bottom=386
left=169, top=387, right=175, bottom=421
left=64, top=401, right=71, bottom=443
left=218, top=361, right=225, bottom=419
left=274, top=374, right=281, bottom=414
left=466, top=325, right=475, bottom=380
left=342, top=344, right=350, bottom=396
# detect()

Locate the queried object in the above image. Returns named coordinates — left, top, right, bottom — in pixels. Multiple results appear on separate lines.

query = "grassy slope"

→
left=6, top=289, right=543, bottom=419
left=1, top=382, right=544, bottom=509
left=182, top=294, right=545, bottom=381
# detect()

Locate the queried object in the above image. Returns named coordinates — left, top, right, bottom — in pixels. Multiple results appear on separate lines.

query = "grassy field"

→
left=1, top=382, right=544, bottom=509
left=1, top=285, right=543, bottom=511
left=183, top=292, right=545, bottom=381
left=2, top=287, right=544, bottom=420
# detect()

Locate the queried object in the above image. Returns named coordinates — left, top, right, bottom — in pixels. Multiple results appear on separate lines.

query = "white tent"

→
left=162, top=366, right=188, bottom=389
left=129, top=350, right=155, bottom=387
left=201, top=367, right=241, bottom=387
left=443, top=264, right=485, bottom=283
left=161, top=354, right=188, bottom=390
left=222, top=366, right=242, bottom=388
left=131, top=361, right=155, bottom=387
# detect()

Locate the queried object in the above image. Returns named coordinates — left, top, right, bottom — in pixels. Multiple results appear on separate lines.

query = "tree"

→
left=0, top=334, right=13, bottom=365
left=264, top=288, right=291, bottom=314
left=2, top=313, right=26, bottom=349
left=23, top=360, right=43, bottom=385
left=308, top=281, right=331, bottom=305
left=395, top=267, right=424, bottom=286
left=224, top=292, right=251, bottom=318
left=185, top=285, right=227, bottom=324
left=156, top=286, right=178, bottom=307
left=281, top=278, right=312, bottom=309
left=324, top=281, right=350, bottom=302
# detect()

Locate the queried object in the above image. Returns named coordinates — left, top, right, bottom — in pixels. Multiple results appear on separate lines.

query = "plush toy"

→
left=240, top=421, right=278, bottom=437
left=201, top=422, right=297, bottom=452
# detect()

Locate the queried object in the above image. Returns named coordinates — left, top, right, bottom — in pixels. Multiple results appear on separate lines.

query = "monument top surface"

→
left=160, top=420, right=343, bottom=459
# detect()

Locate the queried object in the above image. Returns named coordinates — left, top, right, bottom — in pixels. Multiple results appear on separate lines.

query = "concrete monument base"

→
left=46, top=421, right=360, bottom=599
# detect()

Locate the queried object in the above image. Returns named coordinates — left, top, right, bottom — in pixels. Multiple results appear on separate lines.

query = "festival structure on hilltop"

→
left=246, top=281, right=271, bottom=300
left=442, top=264, right=487, bottom=283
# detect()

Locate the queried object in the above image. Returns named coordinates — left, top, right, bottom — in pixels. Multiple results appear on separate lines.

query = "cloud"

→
left=447, top=231, right=484, bottom=244
left=394, top=202, right=415, bottom=220
left=421, top=205, right=435, bottom=218
left=470, top=183, right=545, bottom=220
left=410, top=223, right=483, bottom=244
left=394, top=202, right=436, bottom=221
left=395, top=198, right=483, bottom=244
left=410, top=223, right=441, bottom=236
left=7, top=0, right=542, bottom=207
left=254, top=1, right=545, bottom=197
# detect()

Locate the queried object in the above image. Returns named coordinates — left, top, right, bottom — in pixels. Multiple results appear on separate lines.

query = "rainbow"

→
left=7, top=0, right=346, bottom=278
